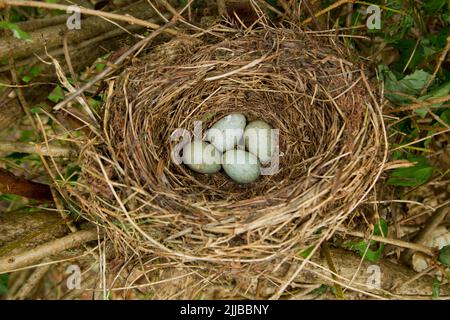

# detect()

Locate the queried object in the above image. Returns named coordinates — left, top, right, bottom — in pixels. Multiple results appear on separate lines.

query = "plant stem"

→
left=0, top=141, right=74, bottom=158
left=1, top=0, right=178, bottom=35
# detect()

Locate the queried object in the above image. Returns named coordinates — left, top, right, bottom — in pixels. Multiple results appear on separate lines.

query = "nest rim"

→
left=62, top=23, right=387, bottom=264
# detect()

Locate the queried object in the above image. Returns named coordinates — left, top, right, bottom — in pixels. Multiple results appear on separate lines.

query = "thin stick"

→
left=322, top=242, right=345, bottom=299
left=390, top=128, right=450, bottom=152
left=13, top=259, right=51, bottom=300
left=205, top=53, right=270, bottom=81
left=8, top=56, right=37, bottom=132
left=336, top=227, right=434, bottom=256
left=0, top=16, right=166, bottom=73
left=302, top=0, right=322, bottom=30
left=388, top=94, right=450, bottom=113
left=302, top=0, right=354, bottom=25
left=256, top=0, right=283, bottom=16
left=53, top=20, right=177, bottom=112
left=421, top=36, right=450, bottom=95
left=0, top=0, right=178, bottom=35
left=0, top=140, right=74, bottom=157
left=0, top=229, right=100, bottom=273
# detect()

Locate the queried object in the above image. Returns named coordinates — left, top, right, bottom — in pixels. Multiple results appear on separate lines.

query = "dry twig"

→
left=0, top=229, right=100, bottom=273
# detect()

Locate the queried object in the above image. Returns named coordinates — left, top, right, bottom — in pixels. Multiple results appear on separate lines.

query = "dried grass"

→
left=54, top=21, right=387, bottom=297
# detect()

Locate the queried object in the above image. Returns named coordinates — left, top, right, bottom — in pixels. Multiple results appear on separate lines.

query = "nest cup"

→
left=73, top=25, right=386, bottom=263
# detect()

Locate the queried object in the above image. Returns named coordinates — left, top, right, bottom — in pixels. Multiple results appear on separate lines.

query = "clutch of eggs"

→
left=182, top=113, right=276, bottom=184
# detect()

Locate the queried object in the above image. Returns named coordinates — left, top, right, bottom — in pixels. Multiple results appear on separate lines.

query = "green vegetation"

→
left=343, top=219, right=388, bottom=262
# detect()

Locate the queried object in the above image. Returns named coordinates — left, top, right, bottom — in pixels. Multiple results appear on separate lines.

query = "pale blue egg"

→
left=206, top=113, right=246, bottom=152
left=243, top=120, right=277, bottom=165
left=222, top=149, right=261, bottom=184
left=182, top=141, right=221, bottom=174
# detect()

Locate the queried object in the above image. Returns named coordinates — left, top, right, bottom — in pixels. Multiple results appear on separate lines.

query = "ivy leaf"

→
left=387, top=155, right=433, bottom=187
left=416, top=81, right=450, bottom=118
left=380, top=66, right=431, bottom=104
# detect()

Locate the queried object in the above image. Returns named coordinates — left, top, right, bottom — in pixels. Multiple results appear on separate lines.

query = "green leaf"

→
left=22, top=65, right=42, bottom=83
left=440, top=110, right=450, bottom=125
left=0, top=274, right=9, bottom=295
left=349, top=241, right=384, bottom=262
left=0, top=194, right=22, bottom=202
left=31, top=107, right=43, bottom=114
left=48, top=86, right=65, bottom=103
left=311, top=284, right=329, bottom=296
left=416, top=81, right=450, bottom=118
left=342, top=219, right=388, bottom=262
left=423, top=0, right=447, bottom=15
left=0, top=21, right=31, bottom=41
left=22, top=75, right=32, bottom=83
left=65, top=165, right=81, bottom=182
left=438, top=245, right=450, bottom=267
left=88, top=98, right=101, bottom=110
left=95, top=63, right=106, bottom=71
left=19, top=129, right=36, bottom=142
left=432, top=277, right=441, bottom=298
left=427, top=28, right=449, bottom=50
left=381, top=66, right=432, bottom=104
left=374, top=218, right=388, bottom=237
left=383, top=13, right=414, bottom=43
left=444, top=13, right=450, bottom=24
left=299, top=246, right=314, bottom=259
left=392, top=39, right=425, bottom=72
left=387, top=155, right=433, bottom=187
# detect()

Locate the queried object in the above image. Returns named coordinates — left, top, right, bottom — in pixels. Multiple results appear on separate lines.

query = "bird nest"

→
left=66, top=24, right=386, bottom=268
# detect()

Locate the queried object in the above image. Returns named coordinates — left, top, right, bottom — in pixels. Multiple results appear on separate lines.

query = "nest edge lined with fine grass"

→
left=60, top=22, right=387, bottom=274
